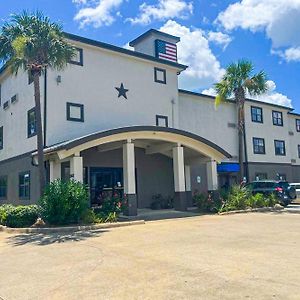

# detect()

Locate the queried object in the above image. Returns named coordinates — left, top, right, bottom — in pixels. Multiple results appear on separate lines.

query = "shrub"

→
left=220, top=185, right=250, bottom=212
left=80, top=209, right=99, bottom=224
left=248, top=193, right=265, bottom=208
left=0, top=204, right=40, bottom=228
left=39, top=179, right=89, bottom=225
left=193, top=192, right=223, bottom=213
left=93, top=195, right=124, bottom=222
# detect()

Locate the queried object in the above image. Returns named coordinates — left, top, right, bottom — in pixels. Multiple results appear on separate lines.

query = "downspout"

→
left=243, top=124, right=249, bottom=182
left=43, top=68, right=47, bottom=147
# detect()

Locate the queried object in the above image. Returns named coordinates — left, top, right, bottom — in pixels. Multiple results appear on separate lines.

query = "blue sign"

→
left=217, top=163, right=240, bottom=173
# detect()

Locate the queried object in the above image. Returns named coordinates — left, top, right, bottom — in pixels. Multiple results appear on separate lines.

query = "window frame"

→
left=272, top=110, right=283, bottom=126
left=27, top=107, right=37, bottom=138
left=154, top=67, right=167, bottom=84
left=0, top=126, right=3, bottom=150
left=296, top=119, right=300, bottom=132
left=274, top=140, right=286, bottom=156
left=66, top=102, right=84, bottom=122
left=19, top=171, right=30, bottom=200
left=0, top=175, right=7, bottom=199
left=69, top=48, right=84, bottom=66
left=251, top=106, right=263, bottom=123
left=156, top=115, right=169, bottom=127
left=252, top=137, right=265, bottom=154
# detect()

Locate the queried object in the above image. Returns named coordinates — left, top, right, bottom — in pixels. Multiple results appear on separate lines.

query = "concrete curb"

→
left=0, top=220, right=145, bottom=234
left=218, top=207, right=284, bottom=216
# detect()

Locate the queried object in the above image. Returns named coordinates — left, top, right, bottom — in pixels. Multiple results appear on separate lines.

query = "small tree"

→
left=214, top=60, right=268, bottom=182
left=0, top=11, right=75, bottom=196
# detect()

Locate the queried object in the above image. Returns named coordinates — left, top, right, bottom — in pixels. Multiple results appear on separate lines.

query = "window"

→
left=0, top=176, right=7, bottom=199
left=156, top=115, right=168, bottom=127
left=253, top=137, right=265, bottom=154
left=3, top=101, right=9, bottom=110
left=255, top=173, right=268, bottom=180
left=272, top=111, right=283, bottom=126
left=0, top=84, right=2, bottom=106
left=11, top=94, right=18, bottom=104
left=296, top=119, right=300, bottom=132
left=66, top=102, right=84, bottom=122
left=27, top=108, right=37, bottom=138
left=251, top=106, right=263, bottom=123
left=298, top=145, right=300, bottom=158
left=274, top=140, right=286, bottom=156
left=277, top=174, right=287, bottom=181
left=19, top=171, right=30, bottom=199
left=0, top=126, right=3, bottom=150
left=69, top=48, right=83, bottom=66
left=154, top=67, right=166, bottom=84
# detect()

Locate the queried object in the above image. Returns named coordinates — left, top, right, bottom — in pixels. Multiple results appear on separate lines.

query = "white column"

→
left=206, top=160, right=218, bottom=190
left=123, top=141, right=136, bottom=194
left=49, top=160, right=61, bottom=182
left=185, top=165, right=191, bottom=192
left=173, top=146, right=186, bottom=192
left=70, top=154, right=83, bottom=183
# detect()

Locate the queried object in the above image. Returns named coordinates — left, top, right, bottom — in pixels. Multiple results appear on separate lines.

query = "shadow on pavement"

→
left=6, top=229, right=108, bottom=247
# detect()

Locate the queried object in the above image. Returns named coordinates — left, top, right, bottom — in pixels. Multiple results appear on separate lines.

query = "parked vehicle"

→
left=289, top=183, right=300, bottom=198
left=245, top=180, right=296, bottom=206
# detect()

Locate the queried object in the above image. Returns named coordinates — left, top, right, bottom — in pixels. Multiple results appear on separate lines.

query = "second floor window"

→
left=253, top=137, right=265, bottom=154
left=69, top=48, right=83, bottom=66
left=274, top=140, right=286, bottom=156
left=251, top=106, right=263, bottom=123
left=296, top=119, right=300, bottom=132
left=27, top=108, right=37, bottom=138
left=272, top=111, right=283, bottom=126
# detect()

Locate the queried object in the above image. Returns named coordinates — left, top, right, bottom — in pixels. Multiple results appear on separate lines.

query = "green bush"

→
left=93, top=195, right=124, bottom=222
left=0, top=204, right=40, bottom=228
left=39, top=179, right=89, bottom=225
left=220, top=185, right=250, bottom=212
left=80, top=209, right=100, bottom=224
left=248, top=193, right=266, bottom=208
left=193, top=192, right=223, bottom=212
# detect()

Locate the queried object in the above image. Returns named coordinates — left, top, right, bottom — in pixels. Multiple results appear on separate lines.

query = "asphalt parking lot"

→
left=1, top=212, right=300, bottom=300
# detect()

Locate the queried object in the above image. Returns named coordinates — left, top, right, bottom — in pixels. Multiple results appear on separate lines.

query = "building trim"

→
left=129, top=29, right=180, bottom=47
left=178, top=89, right=295, bottom=112
left=64, top=33, right=187, bottom=71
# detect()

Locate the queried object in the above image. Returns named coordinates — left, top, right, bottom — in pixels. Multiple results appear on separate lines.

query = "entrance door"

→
left=90, top=167, right=123, bottom=206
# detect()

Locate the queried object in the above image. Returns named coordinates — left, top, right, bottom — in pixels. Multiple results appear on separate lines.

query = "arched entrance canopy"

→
left=41, top=126, right=231, bottom=162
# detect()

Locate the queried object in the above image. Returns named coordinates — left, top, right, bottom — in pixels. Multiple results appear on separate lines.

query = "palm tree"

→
left=215, top=60, right=268, bottom=182
left=0, top=11, right=75, bottom=197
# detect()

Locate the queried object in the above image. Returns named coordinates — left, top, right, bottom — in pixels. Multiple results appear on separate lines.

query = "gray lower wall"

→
left=247, top=163, right=295, bottom=182
left=0, top=153, right=40, bottom=205
left=82, top=147, right=174, bottom=208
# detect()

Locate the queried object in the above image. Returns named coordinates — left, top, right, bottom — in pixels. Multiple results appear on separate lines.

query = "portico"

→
left=41, top=126, right=231, bottom=216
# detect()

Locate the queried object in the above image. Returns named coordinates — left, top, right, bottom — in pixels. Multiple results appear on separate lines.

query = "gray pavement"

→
left=1, top=212, right=300, bottom=300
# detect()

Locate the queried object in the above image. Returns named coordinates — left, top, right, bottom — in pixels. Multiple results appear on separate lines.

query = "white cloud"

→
left=73, top=0, right=124, bottom=28
left=207, top=31, right=232, bottom=50
left=159, top=20, right=225, bottom=90
left=216, top=0, right=300, bottom=62
left=279, top=47, right=300, bottom=62
left=127, top=0, right=193, bottom=25
left=202, top=80, right=293, bottom=107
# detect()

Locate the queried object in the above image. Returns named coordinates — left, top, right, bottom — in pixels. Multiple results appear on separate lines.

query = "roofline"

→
left=288, top=112, right=300, bottom=117
left=64, top=32, right=187, bottom=71
left=42, top=126, right=232, bottom=158
left=129, top=29, right=180, bottom=47
left=178, top=89, right=294, bottom=111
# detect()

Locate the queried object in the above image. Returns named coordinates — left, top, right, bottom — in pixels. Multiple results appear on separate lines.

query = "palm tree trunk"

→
left=236, top=88, right=245, bottom=183
left=33, top=71, right=46, bottom=197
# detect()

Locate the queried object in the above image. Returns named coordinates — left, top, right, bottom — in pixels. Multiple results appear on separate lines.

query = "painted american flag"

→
left=155, top=39, right=177, bottom=62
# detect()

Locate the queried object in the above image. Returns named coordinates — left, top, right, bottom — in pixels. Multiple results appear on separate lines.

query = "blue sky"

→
left=1, top=0, right=299, bottom=111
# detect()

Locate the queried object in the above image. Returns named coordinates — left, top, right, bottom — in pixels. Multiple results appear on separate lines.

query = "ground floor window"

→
left=277, top=173, right=287, bottom=181
left=0, top=176, right=7, bottom=199
left=255, top=173, right=268, bottom=180
left=19, top=171, right=30, bottom=199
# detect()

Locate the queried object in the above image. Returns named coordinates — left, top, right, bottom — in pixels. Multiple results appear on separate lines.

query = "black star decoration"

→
left=115, top=83, right=129, bottom=99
